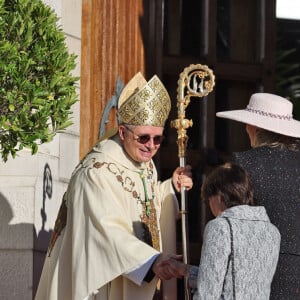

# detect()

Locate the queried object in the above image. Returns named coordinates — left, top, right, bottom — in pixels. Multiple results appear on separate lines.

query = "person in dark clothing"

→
left=216, top=92, right=300, bottom=299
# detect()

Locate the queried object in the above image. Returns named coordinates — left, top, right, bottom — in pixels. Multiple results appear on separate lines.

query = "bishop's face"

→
left=119, top=125, right=164, bottom=163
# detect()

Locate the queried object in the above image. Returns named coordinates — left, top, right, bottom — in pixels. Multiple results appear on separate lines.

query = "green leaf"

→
left=30, top=143, right=38, bottom=154
left=8, top=104, right=15, bottom=111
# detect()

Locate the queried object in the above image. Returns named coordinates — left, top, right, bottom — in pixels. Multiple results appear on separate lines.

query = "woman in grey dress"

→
left=190, top=163, right=281, bottom=300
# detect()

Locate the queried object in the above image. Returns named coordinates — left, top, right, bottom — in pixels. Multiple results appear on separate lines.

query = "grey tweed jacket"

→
left=191, top=205, right=281, bottom=300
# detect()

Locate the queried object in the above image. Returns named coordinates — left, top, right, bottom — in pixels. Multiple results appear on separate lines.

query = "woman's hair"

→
left=201, top=163, right=254, bottom=208
left=254, top=128, right=300, bottom=151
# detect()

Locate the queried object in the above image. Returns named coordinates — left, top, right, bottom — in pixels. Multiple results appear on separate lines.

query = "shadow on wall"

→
left=33, top=163, right=54, bottom=298
left=0, top=192, right=34, bottom=300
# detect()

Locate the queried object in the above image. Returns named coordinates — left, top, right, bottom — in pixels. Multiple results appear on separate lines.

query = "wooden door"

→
left=149, top=0, right=276, bottom=266
left=80, top=0, right=147, bottom=157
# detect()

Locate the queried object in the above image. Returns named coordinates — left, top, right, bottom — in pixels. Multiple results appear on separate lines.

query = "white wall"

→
left=276, top=0, right=300, bottom=20
left=0, top=1, right=81, bottom=299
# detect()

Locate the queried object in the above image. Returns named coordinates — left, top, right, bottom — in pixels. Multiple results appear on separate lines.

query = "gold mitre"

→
left=118, top=72, right=171, bottom=127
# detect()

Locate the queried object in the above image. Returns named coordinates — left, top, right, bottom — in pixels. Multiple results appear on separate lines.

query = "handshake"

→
left=151, top=254, right=191, bottom=281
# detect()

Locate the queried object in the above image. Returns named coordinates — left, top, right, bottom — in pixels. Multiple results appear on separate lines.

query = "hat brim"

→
left=216, top=109, right=300, bottom=138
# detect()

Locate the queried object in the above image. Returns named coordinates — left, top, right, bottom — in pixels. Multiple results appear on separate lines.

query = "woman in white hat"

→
left=216, top=93, right=300, bottom=299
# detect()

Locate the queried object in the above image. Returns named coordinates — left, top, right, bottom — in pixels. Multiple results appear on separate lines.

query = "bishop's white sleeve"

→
left=123, top=253, right=160, bottom=285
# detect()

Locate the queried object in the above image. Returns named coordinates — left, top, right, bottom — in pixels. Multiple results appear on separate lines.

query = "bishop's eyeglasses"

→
left=124, top=125, right=165, bottom=145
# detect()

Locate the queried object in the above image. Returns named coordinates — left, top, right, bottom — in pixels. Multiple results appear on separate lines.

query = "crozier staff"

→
left=35, top=72, right=193, bottom=300
left=171, top=64, right=215, bottom=300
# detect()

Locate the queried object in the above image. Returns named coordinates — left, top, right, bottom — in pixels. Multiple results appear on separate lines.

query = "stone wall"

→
left=0, top=0, right=81, bottom=299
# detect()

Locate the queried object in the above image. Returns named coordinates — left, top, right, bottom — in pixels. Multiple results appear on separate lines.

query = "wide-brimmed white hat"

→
left=216, top=93, right=300, bottom=138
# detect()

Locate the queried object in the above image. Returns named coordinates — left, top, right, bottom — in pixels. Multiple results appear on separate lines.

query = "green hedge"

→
left=0, top=0, right=78, bottom=162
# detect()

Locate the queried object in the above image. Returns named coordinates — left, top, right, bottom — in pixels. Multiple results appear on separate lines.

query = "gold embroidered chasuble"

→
left=35, top=135, right=179, bottom=300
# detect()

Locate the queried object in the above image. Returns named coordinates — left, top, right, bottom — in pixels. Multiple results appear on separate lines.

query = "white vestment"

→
left=35, top=135, right=179, bottom=300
